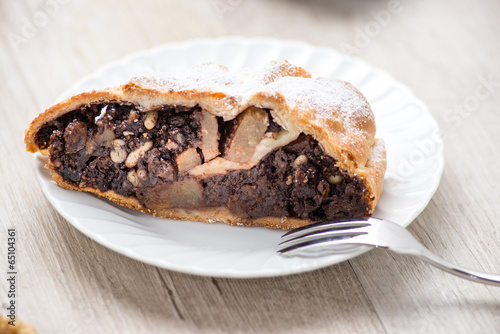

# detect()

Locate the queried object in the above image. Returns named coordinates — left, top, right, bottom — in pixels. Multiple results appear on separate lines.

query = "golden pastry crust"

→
left=25, top=61, right=386, bottom=228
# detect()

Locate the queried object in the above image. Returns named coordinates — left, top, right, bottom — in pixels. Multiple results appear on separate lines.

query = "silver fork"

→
left=278, top=217, right=500, bottom=286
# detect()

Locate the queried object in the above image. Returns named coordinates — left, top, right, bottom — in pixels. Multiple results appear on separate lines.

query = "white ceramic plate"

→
left=35, top=36, right=444, bottom=278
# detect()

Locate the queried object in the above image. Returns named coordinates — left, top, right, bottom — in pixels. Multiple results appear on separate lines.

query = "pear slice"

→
left=200, top=110, right=220, bottom=162
left=225, top=107, right=269, bottom=164
left=175, top=147, right=201, bottom=174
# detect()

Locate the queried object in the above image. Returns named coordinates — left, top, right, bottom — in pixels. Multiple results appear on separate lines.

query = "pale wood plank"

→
left=346, top=0, right=500, bottom=331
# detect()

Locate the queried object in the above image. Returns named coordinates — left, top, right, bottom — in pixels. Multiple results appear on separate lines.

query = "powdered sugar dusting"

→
left=132, top=61, right=311, bottom=107
left=369, top=139, right=386, bottom=162
left=131, top=61, right=372, bottom=140
left=266, top=76, right=371, bottom=132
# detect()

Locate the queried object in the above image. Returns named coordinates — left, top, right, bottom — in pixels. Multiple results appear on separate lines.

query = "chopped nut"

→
left=122, top=131, right=134, bottom=136
left=175, top=133, right=186, bottom=145
left=125, top=141, right=153, bottom=168
left=110, top=139, right=127, bottom=163
left=128, top=110, right=139, bottom=123
left=127, top=170, right=138, bottom=187
left=144, top=110, right=158, bottom=130
left=286, top=175, right=293, bottom=185
left=327, top=175, right=342, bottom=184
left=137, top=169, right=148, bottom=181
left=293, top=155, right=307, bottom=168
left=176, top=148, right=201, bottom=174
left=225, top=107, right=269, bottom=164
left=166, top=139, right=179, bottom=150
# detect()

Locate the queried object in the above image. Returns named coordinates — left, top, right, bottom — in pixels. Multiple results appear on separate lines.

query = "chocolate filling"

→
left=36, top=103, right=370, bottom=221
left=202, top=135, right=369, bottom=220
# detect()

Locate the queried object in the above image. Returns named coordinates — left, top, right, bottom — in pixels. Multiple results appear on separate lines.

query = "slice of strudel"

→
left=25, top=61, right=386, bottom=229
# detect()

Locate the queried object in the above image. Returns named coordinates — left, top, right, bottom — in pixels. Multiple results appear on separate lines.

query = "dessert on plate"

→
left=25, top=61, right=386, bottom=229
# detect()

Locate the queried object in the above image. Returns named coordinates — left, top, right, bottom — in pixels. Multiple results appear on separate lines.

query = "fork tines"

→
left=277, top=218, right=371, bottom=256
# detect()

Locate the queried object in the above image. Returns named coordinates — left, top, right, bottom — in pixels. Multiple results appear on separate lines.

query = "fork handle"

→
left=371, top=220, right=500, bottom=286
left=410, top=247, right=500, bottom=286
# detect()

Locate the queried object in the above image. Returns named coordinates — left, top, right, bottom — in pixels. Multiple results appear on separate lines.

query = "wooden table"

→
left=2, top=0, right=500, bottom=332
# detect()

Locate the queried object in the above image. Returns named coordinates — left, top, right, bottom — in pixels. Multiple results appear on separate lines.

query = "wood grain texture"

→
left=1, top=0, right=500, bottom=333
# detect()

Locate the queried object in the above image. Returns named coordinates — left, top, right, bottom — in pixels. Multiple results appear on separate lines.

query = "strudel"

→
left=25, top=61, right=386, bottom=229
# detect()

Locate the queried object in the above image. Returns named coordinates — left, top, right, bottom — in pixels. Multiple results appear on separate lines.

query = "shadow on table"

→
left=282, top=0, right=391, bottom=18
